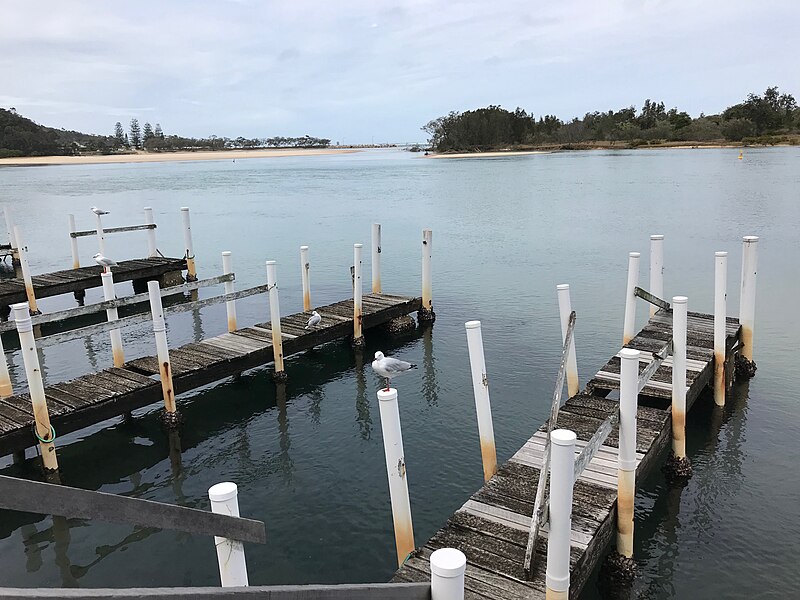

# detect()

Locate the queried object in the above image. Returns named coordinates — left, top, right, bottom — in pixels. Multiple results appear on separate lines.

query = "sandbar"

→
left=426, top=150, right=551, bottom=159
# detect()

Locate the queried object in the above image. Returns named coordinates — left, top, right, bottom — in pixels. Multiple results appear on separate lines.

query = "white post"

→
left=148, top=280, right=175, bottom=414
left=68, top=214, right=80, bottom=269
left=4, top=207, right=19, bottom=265
left=430, top=548, right=466, bottom=600
left=222, top=251, right=237, bottom=332
left=376, top=387, right=415, bottom=567
left=739, top=236, right=758, bottom=361
left=12, top=303, right=58, bottom=471
left=208, top=482, right=249, bottom=587
left=266, top=261, right=285, bottom=378
left=101, top=272, right=125, bottom=367
left=14, top=226, right=40, bottom=314
left=181, top=207, right=197, bottom=281
left=672, top=296, right=688, bottom=459
left=714, top=252, right=728, bottom=406
left=556, top=284, right=579, bottom=398
left=95, top=212, right=106, bottom=256
left=144, top=207, right=158, bottom=257
left=464, top=321, right=497, bottom=482
left=649, top=235, right=664, bottom=317
left=617, top=347, right=639, bottom=558
left=371, top=223, right=382, bottom=294
left=420, top=229, right=435, bottom=322
left=0, top=329, right=12, bottom=398
left=353, top=243, right=364, bottom=343
left=622, top=252, right=640, bottom=344
left=545, top=428, right=577, bottom=600
left=300, top=246, right=311, bottom=312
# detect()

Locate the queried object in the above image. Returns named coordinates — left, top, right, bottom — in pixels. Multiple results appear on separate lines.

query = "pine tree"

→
left=143, top=122, right=154, bottom=144
left=154, top=123, right=164, bottom=139
left=129, top=118, right=142, bottom=149
left=113, top=122, right=126, bottom=148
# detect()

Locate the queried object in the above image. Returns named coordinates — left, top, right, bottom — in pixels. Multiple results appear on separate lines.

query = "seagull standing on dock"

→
left=93, top=253, right=117, bottom=273
left=91, top=206, right=110, bottom=215
left=372, top=351, right=416, bottom=391
left=305, top=310, right=321, bottom=329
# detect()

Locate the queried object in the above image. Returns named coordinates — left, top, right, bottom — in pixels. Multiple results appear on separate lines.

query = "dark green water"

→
left=0, top=148, right=798, bottom=597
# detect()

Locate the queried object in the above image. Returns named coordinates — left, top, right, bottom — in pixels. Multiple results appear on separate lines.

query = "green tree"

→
left=721, top=118, right=755, bottom=141
left=142, top=122, right=154, bottom=145
left=129, top=118, right=142, bottom=149
left=154, top=123, right=164, bottom=139
left=113, top=121, right=126, bottom=148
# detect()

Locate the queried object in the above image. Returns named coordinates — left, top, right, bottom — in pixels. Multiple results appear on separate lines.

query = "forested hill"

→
left=0, top=108, right=111, bottom=158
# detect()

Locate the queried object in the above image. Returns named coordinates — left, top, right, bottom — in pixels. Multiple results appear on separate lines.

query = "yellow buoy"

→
left=738, top=151, right=743, bottom=160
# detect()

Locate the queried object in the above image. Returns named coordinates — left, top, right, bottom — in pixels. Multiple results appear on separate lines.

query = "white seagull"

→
left=93, top=253, right=117, bottom=272
left=305, top=310, right=321, bottom=329
left=91, top=206, right=109, bottom=215
left=371, top=351, right=416, bottom=391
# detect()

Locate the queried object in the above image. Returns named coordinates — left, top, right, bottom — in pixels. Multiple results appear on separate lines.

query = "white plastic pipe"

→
left=649, top=235, right=664, bottom=317
left=617, top=347, right=639, bottom=558
left=95, top=212, right=106, bottom=256
left=622, top=252, right=640, bottom=344
left=68, top=214, right=80, bottom=269
left=181, top=207, right=196, bottom=280
left=465, top=321, right=497, bottom=482
left=430, top=548, right=466, bottom=600
left=148, top=280, right=175, bottom=413
left=266, top=261, right=285, bottom=374
left=546, top=428, right=577, bottom=599
left=376, top=387, right=415, bottom=567
left=354, top=243, right=363, bottom=341
left=739, top=236, right=759, bottom=361
left=4, top=207, right=19, bottom=265
left=714, top=252, right=728, bottom=406
left=222, top=251, right=237, bottom=332
left=556, top=284, right=579, bottom=398
left=672, top=296, right=688, bottom=459
left=208, top=482, right=249, bottom=587
left=371, top=223, right=382, bottom=294
left=300, top=246, right=311, bottom=312
left=422, top=229, right=433, bottom=313
left=144, top=207, right=157, bottom=257
left=101, top=272, right=125, bottom=367
left=12, top=302, right=58, bottom=471
left=14, top=226, right=39, bottom=314
left=0, top=325, right=12, bottom=398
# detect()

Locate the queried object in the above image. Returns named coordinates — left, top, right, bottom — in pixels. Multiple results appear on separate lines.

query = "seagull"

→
left=91, top=206, right=109, bottom=215
left=93, top=253, right=117, bottom=272
left=371, top=351, right=416, bottom=391
left=305, top=310, right=321, bottom=329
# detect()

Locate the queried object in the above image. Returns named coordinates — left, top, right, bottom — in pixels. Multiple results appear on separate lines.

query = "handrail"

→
left=71, top=223, right=156, bottom=238
left=523, top=310, right=576, bottom=579
left=634, top=286, right=670, bottom=312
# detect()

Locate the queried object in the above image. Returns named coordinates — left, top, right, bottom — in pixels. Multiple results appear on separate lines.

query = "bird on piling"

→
left=371, top=351, right=416, bottom=391
left=93, top=253, right=117, bottom=273
left=91, top=206, right=110, bottom=215
left=305, top=310, right=321, bottom=329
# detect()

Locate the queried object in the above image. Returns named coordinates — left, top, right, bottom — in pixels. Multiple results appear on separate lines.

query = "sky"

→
left=2, top=1, right=799, bottom=143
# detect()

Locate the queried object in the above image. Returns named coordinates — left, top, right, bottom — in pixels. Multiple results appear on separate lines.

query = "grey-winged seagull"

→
left=371, top=351, right=416, bottom=391
left=91, top=206, right=109, bottom=215
left=93, top=253, right=117, bottom=273
left=305, top=310, right=321, bottom=329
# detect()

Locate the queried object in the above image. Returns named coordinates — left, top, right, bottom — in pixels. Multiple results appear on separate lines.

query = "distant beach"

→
left=427, top=150, right=551, bottom=159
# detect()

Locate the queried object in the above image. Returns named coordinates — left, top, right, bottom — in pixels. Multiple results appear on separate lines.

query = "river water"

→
left=0, top=148, right=797, bottom=598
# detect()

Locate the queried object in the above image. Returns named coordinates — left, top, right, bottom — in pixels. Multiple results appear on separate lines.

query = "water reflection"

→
left=421, top=325, right=439, bottom=406
left=52, top=515, right=79, bottom=587
left=276, top=383, right=293, bottom=484
left=191, top=305, right=204, bottom=342
left=354, top=350, right=372, bottom=440
left=69, top=526, right=158, bottom=581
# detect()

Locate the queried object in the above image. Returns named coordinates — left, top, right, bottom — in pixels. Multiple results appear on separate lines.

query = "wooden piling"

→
left=556, top=284, right=579, bottom=398
left=622, top=252, right=640, bottom=344
left=546, top=429, right=576, bottom=600
left=617, top=347, right=639, bottom=558
left=372, top=223, right=382, bottom=294
left=672, top=296, right=688, bottom=459
left=144, top=207, right=158, bottom=257
left=353, top=243, right=364, bottom=346
left=649, top=235, right=664, bottom=317
left=222, top=251, right=237, bottom=332
left=68, top=214, right=80, bottom=269
left=464, top=320, right=497, bottom=482
left=266, top=261, right=286, bottom=381
left=181, top=207, right=197, bottom=281
left=208, top=482, right=249, bottom=587
left=0, top=328, right=13, bottom=398
left=101, top=272, right=125, bottom=367
left=739, top=236, right=758, bottom=362
left=14, top=226, right=40, bottom=315
left=94, top=212, right=106, bottom=256
left=3, top=207, right=20, bottom=265
left=147, top=280, right=176, bottom=418
left=419, top=229, right=435, bottom=323
left=714, top=252, right=727, bottom=406
left=300, top=246, right=311, bottom=312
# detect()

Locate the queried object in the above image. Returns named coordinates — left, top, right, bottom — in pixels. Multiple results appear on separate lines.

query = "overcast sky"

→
left=2, top=1, right=798, bottom=143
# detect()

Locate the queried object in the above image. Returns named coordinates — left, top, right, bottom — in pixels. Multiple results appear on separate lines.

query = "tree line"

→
left=423, top=86, right=800, bottom=152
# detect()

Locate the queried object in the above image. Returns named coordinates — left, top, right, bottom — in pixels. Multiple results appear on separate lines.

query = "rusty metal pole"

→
left=14, top=226, right=40, bottom=315
left=649, top=235, right=664, bottom=317
left=266, top=261, right=286, bottom=381
left=617, top=347, right=639, bottom=559
left=546, top=428, right=577, bottom=600
left=0, top=331, right=12, bottom=398
left=148, top=280, right=176, bottom=418
left=377, top=387, right=415, bottom=567
left=739, top=236, right=758, bottom=362
left=208, top=482, right=249, bottom=587
left=101, top=272, right=124, bottom=367
left=430, top=548, right=466, bottom=600
left=94, top=212, right=106, bottom=256
left=353, top=243, right=364, bottom=347
left=222, top=251, right=237, bottom=332
left=181, top=207, right=197, bottom=281
left=622, top=252, right=640, bottom=344
left=419, top=229, right=435, bottom=323
left=371, top=223, right=382, bottom=294
left=714, top=252, right=728, bottom=406
left=672, top=296, right=688, bottom=459
left=300, top=246, right=311, bottom=312
left=464, top=320, right=497, bottom=482
left=68, top=214, right=80, bottom=269
left=556, top=284, right=579, bottom=398
left=12, top=302, right=58, bottom=472
left=144, top=207, right=158, bottom=257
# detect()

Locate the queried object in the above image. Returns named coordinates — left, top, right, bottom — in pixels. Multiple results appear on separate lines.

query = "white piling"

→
left=376, top=387, right=415, bottom=567
left=649, top=235, right=664, bottom=317
left=714, top=252, right=727, bottom=406
left=420, top=229, right=434, bottom=321
left=354, top=243, right=364, bottom=342
left=622, top=252, right=640, bottom=345
left=95, top=212, right=106, bottom=256
left=222, top=251, right=237, bottom=332
left=148, top=280, right=175, bottom=414
left=617, top=347, right=639, bottom=558
left=14, top=226, right=39, bottom=314
left=300, top=246, right=311, bottom=312
left=672, top=296, right=688, bottom=459
left=465, top=321, right=497, bottom=482
left=68, top=214, right=80, bottom=269
left=101, top=272, right=125, bottom=367
left=545, top=428, right=577, bottom=600
left=181, top=207, right=197, bottom=281
left=208, top=482, right=249, bottom=587
left=556, top=284, right=579, bottom=398
left=430, top=548, right=466, bottom=600
left=372, top=223, right=382, bottom=294
left=12, top=303, right=58, bottom=471
left=739, top=236, right=759, bottom=361
left=144, top=207, right=158, bottom=257
left=0, top=332, right=11, bottom=398
left=266, top=261, right=285, bottom=377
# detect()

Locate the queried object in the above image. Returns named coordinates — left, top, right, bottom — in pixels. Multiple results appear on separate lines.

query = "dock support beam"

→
left=465, top=321, right=497, bottom=482
left=222, top=251, right=237, bottom=332
left=714, top=252, right=727, bottom=406
left=68, top=214, right=80, bottom=269
left=300, top=246, right=311, bottom=312
left=266, top=261, right=287, bottom=382
left=377, top=387, right=415, bottom=567
left=101, top=272, right=125, bottom=367
left=622, top=252, right=640, bottom=345
left=737, top=235, right=758, bottom=377
left=181, top=207, right=197, bottom=282
left=372, top=223, right=382, bottom=294
left=665, top=296, right=692, bottom=481
left=430, top=548, right=466, bottom=600
left=14, top=226, right=40, bottom=315
left=418, top=229, right=435, bottom=323
left=148, top=280, right=178, bottom=425
left=649, top=235, right=664, bottom=317
left=0, top=329, right=12, bottom=398
left=95, top=212, right=106, bottom=256
left=546, top=428, right=577, bottom=600
left=208, top=482, right=249, bottom=587
left=557, top=284, right=579, bottom=398
left=353, top=243, right=365, bottom=348
left=144, top=207, right=158, bottom=257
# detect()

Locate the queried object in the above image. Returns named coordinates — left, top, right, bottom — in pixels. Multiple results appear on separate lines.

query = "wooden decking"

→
left=0, top=293, right=420, bottom=455
left=0, top=257, right=186, bottom=307
left=393, top=310, right=740, bottom=599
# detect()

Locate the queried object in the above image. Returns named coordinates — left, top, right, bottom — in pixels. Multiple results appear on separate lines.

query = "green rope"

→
left=402, top=550, right=414, bottom=566
left=34, top=424, right=56, bottom=444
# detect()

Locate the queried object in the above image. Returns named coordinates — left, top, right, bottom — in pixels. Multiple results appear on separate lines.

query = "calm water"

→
left=0, top=148, right=798, bottom=598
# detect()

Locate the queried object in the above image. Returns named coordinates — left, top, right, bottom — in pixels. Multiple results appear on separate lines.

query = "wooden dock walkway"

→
left=0, top=293, right=420, bottom=455
left=392, top=309, right=741, bottom=599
